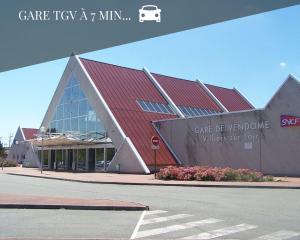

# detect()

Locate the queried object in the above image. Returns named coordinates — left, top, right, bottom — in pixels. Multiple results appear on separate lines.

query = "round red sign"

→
left=151, top=136, right=160, bottom=146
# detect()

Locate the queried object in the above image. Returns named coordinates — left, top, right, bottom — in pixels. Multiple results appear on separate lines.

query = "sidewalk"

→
left=0, top=193, right=148, bottom=211
left=2, top=167, right=300, bottom=189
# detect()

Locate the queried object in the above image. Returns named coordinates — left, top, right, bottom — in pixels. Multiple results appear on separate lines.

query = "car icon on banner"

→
left=139, top=5, right=161, bottom=22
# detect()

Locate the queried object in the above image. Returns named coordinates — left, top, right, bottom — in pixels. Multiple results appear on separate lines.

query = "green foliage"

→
left=0, top=141, right=7, bottom=159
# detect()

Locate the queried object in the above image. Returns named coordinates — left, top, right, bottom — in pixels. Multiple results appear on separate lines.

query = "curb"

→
left=0, top=203, right=148, bottom=211
left=5, top=173, right=300, bottom=189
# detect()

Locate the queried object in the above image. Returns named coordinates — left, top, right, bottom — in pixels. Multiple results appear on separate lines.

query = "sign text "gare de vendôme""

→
left=193, top=121, right=270, bottom=143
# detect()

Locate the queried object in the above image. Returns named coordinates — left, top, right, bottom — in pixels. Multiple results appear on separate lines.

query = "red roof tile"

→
left=80, top=59, right=177, bottom=167
left=22, top=128, right=38, bottom=140
left=153, top=74, right=222, bottom=111
left=205, top=84, right=254, bottom=111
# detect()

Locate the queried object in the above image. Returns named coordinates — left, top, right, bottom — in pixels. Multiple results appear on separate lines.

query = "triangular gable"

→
left=13, top=126, right=25, bottom=142
left=265, top=74, right=300, bottom=110
left=40, top=55, right=150, bottom=174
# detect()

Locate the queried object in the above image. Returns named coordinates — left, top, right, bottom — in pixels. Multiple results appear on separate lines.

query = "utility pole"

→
left=8, top=133, right=13, bottom=148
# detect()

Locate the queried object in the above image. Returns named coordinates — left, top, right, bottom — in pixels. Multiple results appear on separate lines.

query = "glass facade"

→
left=39, top=75, right=116, bottom=172
left=38, top=147, right=115, bottom=172
left=49, top=76, right=105, bottom=136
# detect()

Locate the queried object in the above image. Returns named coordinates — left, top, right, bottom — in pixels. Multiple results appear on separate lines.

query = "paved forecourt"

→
left=3, top=167, right=300, bottom=188
left=0, top=173, right=299, bottom=239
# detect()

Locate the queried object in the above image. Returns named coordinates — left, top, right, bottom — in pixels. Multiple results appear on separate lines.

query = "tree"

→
left=0, top=141, right=7, bottom=159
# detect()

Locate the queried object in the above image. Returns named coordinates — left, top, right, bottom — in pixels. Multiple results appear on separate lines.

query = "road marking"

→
left=253, top=230, right=300, bottom=240
left=130, top=211, right=146, bottom=240
left=144, top=210, right=168, bottom=216
left=134, top=218, right=222, bottom=239
left=141, top=214, right=192, bottom=225
left=183, top=223, right=257, bottom=239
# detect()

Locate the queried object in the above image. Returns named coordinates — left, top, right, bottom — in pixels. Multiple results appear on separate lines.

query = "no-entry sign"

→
left=151, top=136, right=160, bottom=146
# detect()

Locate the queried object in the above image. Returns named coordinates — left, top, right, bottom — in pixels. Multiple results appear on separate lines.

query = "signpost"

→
left=151, top=136, right=160, bottom=179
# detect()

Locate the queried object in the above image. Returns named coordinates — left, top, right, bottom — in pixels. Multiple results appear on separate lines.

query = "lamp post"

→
left=40, top=126, right=46, bottom=174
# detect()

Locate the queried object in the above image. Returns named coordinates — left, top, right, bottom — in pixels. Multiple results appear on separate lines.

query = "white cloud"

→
left=279, top=62, right=287, bottom=68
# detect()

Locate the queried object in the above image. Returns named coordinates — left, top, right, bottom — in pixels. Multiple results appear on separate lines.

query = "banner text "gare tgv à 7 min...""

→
left=18, top=10, right=130, bottom=22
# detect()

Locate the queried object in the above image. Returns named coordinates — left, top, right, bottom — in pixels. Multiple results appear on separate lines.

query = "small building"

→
left=8, top=127, right=39, bottom=167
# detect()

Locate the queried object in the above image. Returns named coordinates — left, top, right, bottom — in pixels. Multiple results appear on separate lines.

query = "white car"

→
left=139, top=5, right=161, bottom=22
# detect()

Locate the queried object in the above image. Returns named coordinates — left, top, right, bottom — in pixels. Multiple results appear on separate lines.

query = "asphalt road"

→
left=0, top=173, right=299, bottom=240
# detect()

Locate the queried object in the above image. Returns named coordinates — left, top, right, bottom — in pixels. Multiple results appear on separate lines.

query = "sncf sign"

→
left=281, top=115, right=300, bottom=128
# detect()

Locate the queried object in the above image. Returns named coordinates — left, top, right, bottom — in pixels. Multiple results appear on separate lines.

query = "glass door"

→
left=95, top=148, right=105, bottom=171
left=88, top=148, right=95, bottom=171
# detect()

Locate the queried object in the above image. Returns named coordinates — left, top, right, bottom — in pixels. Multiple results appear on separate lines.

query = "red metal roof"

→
left=205, top=84, right=254, bottom=111
left=22, top=128, right=38, bottom=140
left=80, top=58, right=177, bottom=167
left=153, top=73, right=222, bottom=111
left=80, top=58, right=254, bottom=169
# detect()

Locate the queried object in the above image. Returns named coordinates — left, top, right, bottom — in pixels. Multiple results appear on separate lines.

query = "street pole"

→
left=154, top=149, right=157, bottom=179
left=41, top=132, right=43, bottom=174
left=151, top=136, right=160, bottom=179
left=40, top=126, right=46, bottom=174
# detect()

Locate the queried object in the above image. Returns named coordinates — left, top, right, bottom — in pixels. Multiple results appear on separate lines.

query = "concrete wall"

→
left=155, top=76, right=300, bottom=176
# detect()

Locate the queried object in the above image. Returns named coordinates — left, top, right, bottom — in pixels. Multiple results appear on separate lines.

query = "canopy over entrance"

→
left=30, top=132, right=112, bottom=147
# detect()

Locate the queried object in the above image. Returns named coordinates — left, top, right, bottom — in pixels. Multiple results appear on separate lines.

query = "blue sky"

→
left=1, top=5, right=300, bottom=146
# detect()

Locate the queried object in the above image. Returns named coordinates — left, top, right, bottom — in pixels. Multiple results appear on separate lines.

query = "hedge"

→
left=157, top=166, right=274, bottom=182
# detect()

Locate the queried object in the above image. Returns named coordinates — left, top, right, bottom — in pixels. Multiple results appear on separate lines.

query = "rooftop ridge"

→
left=151, top=72, right=197, bottom=83
left=80, top=57, right=198, bottom=84
left=204, top=83, right=234, bottom=91
left=79, top=57, right=143, bottom=73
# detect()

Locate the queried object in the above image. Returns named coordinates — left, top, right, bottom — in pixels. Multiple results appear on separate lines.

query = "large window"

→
left=38, top=150, right=49, bottom=167
left=77, top=149, right=86, bottom=171
left=178, top=106, right=220, bottom=117
left=56, top=149, right=65, bottom=170
left=95, top=148, right=105, bottom=170
left=106, top=148, right=115, bottom=169
left=49, top=76, right=105, bottom=136
left=137, top=99, right=175, bottom=115
left=43, top=150, right=49, bottom=167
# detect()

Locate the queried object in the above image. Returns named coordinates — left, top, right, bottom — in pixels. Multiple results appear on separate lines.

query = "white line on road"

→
left=141, top=214, right=192, bottom=225
left=130, top=211, right=146, bottom=240
left=144, top=210, right=168, bottom=216
left=253, top=230, right=300, bottom=240
left=183, top=223, right=257, bottom=239
left=134, top=218, right=222, bottom=239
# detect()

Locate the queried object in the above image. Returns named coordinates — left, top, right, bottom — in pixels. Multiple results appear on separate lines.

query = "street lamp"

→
left=40, top=126, right=46, bottom=174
